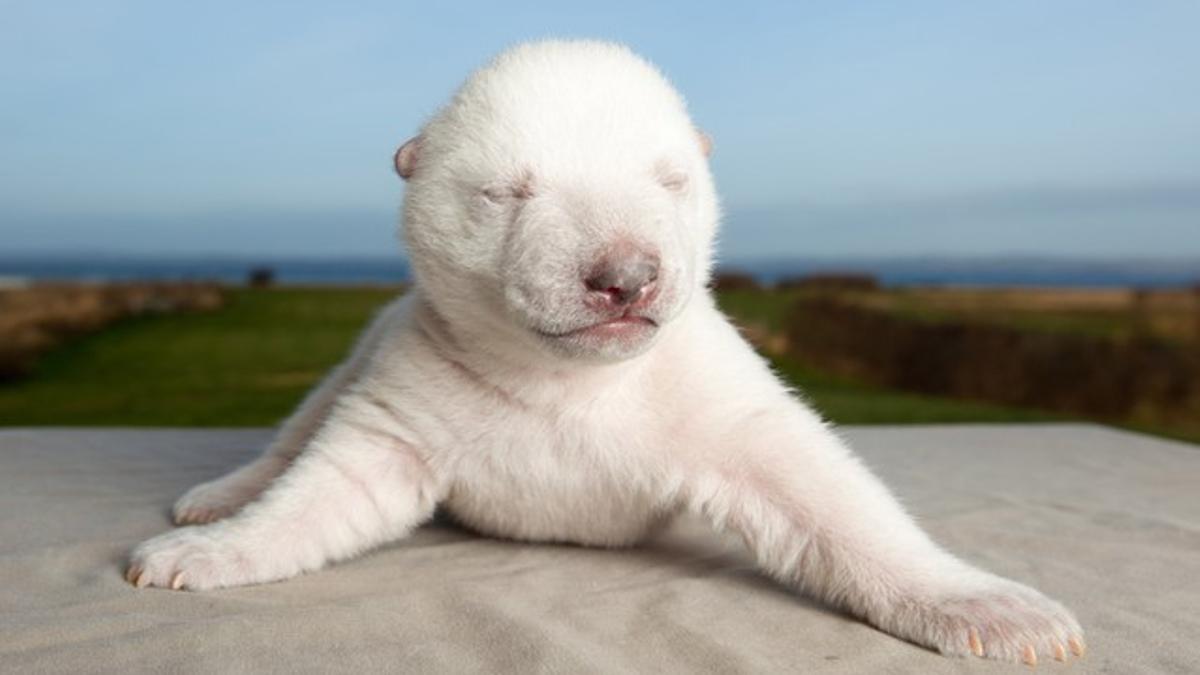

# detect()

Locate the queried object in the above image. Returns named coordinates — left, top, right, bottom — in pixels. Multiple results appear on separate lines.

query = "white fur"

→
left=129, top=40, right=1083, bottom=663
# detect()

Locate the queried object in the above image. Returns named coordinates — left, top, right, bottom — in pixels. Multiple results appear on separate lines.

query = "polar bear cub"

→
left=128, top=40, right=1083, bottom=664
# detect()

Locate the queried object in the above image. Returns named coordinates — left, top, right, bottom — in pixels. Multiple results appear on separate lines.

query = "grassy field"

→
left=0, top=286, right=1056, bottom=429
left=719, top=287, right=1200, bottom=443
left=720, top=286, right=1200, bottom=344
left=0, top=287, right=395, bottom=426
left=0, top=282, right=223, bottom=378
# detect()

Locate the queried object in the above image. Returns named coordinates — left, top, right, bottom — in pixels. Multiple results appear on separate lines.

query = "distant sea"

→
left=1, top=254, right=1198, bottom=288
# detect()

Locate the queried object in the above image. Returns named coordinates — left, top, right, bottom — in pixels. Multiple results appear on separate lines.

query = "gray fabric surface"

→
left=0, top=424, right=1196, bottom=674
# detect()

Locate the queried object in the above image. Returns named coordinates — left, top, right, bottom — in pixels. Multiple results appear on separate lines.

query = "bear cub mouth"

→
left=535, top=313, right=658, bottom=341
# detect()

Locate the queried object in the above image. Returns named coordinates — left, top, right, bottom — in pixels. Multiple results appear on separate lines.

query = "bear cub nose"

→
left=584, top=252, right=660, bottom=307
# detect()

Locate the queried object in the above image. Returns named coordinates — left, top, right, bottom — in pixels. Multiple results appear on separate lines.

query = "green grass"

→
left=0, top=287, right=397, bottom=426
left=0, top=286, right=1062, bottom=429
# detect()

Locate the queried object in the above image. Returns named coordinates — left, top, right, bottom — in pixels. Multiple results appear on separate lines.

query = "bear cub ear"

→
left=394, top=136, right=422, bottom=180
left=696, top=129, right=712, bottom=158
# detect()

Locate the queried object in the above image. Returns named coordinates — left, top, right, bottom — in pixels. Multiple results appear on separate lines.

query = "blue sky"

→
left=2, top=1, right=1198, bottom=259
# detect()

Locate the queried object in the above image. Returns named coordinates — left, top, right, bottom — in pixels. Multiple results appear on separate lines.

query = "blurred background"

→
left=2, top=1, right=1198, bottom=442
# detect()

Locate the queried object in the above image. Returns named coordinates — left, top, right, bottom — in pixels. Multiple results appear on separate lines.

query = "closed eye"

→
left=482, top=169, right=537, bottom=204
left=659, top=171, right=689, bottom=193
left=654, top=160, right=689, bottom=194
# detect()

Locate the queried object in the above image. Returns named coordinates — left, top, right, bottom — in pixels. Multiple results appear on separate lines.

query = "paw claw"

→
left=174, top=509, right=208, bottom=525
left=968, top=627, right=984, bottom=657
left=890, top=573, right=1082, bottom=664
left=127, top=522, right=272, bottom=591
left=183, top=509, right=225, bottom=525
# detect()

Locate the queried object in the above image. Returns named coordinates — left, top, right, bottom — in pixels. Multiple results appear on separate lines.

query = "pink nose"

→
left=584, top=252, right=660, bottom=307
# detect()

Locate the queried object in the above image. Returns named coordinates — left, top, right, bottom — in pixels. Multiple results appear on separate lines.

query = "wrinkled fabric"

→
left=1, top=425, right=1195, bottom=674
